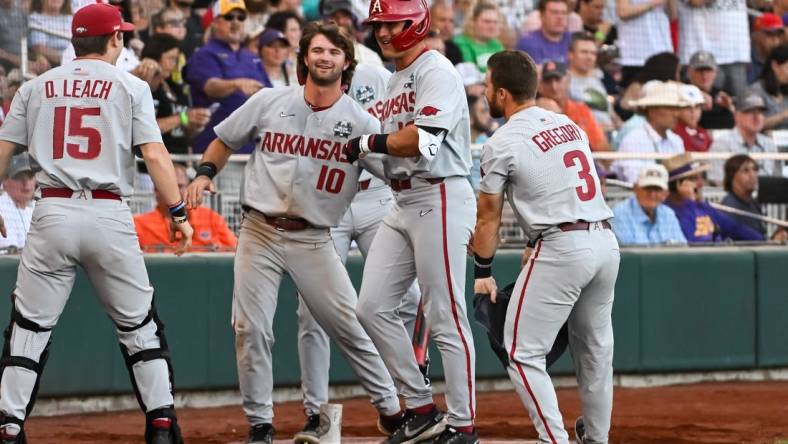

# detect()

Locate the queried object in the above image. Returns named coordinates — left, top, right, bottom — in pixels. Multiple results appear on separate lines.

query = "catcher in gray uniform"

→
left=0, top=4, right=193, bottom=443
left=185, top=23, right=403, bottom=444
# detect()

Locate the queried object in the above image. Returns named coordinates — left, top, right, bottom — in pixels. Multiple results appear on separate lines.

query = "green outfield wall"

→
left=0, top=246, right=784, bottom=397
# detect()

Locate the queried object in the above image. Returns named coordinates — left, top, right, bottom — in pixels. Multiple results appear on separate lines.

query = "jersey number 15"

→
left=53, top=106, right=102, bottom=160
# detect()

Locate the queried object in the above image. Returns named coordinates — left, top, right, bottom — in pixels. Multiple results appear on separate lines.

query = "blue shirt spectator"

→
left=186, top=38, right=271, bottom=153
left=185, top=0, right=271, bottom=153
left=611, top=164, right=687, bottom=245
left=613, top=197, right=686, bottom=245
left=516, top=30, right=571, bottom=65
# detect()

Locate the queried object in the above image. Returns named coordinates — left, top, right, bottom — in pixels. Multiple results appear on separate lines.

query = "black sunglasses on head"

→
left=222, top=12, right=247, bottom=21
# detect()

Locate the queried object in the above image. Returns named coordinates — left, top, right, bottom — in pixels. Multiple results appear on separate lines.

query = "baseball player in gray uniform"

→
left=0, top=4, right=193, bottom=444
left=294, top=62, right=423, bottom=443
left=345, top=0, right=479, bottom=442
left=473, top=51, right=620, bottom=444
left=184, top=23, right=403, bottom=444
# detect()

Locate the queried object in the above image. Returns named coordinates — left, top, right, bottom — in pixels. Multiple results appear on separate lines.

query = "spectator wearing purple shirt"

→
left=516, top=0, right=572, bottom=64
left=664, top=153, right=763, bottom=243
left=185, top=0, right=271, bottom=153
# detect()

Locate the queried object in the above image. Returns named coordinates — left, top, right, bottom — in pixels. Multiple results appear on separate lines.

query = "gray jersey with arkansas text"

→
left=372, top=50, right=471, bottom=180
left=214, top=85, right=381, bottom=227
left=480, top=106, right=613, bottom=240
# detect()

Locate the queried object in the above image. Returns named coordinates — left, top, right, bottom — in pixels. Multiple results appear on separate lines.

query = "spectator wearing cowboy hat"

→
left=611, top=80, right=686, bottom=183
left=708, top=93, right=782, bottom=184
left=664, top=153, right=763, bottom=243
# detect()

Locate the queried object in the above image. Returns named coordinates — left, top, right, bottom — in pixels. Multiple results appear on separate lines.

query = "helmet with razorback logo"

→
left=364, top=0, right=431, bottom=51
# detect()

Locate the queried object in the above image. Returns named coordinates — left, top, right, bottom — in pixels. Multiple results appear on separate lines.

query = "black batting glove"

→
left=345, top=137, right=362, bottom=164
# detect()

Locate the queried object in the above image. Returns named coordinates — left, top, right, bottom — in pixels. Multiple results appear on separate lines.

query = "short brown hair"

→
left=538, top=0, right=569, bottom=12
left=72, top=34, right=115, bottom=57
left=723, top=154, right=758, bottom=193
left=569, top=31, right=596, bottom=52
left=487, top=50, right=538, bottom=102
left=297, top=22, right=356, bottom=87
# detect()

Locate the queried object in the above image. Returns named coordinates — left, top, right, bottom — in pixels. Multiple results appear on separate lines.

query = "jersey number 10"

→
left=316, top=165, right=346, bottom=194
left=53, top=106, right=102, bottom=160
left=563, top=150, right=597, bottom=202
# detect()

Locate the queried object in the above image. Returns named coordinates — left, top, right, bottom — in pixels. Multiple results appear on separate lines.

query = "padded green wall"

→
left=0, top=247, right=785, bottom=397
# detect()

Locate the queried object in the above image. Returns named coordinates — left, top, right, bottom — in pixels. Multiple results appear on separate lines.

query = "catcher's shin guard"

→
left=0, top=294, right=53, bottom=436
left=116, top=297, right=176, bottom=414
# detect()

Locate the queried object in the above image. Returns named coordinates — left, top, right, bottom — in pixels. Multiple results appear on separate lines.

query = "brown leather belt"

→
left=558, top=220, right=612, bottom=231
left=41, top=187, right=121, bottom=201
left=243, top=205, right=312, bottom=231
left=390, top=177, right=445, bottom=192
left=358, top=179, right=371, bottom=191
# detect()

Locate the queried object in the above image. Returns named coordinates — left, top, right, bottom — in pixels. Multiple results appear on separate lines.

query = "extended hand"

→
left=169, top=219, right=194, bottom=256
left=185, top=175, right=215, bottom=209
left=345, top=137, right=362, bottom=164
left=474, top=277, right=498, bottom=303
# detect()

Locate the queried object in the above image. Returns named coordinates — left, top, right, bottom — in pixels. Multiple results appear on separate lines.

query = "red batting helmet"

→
left=364, top=0, right=431, bottom=52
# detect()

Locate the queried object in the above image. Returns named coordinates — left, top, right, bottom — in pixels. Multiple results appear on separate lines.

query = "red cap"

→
left=72, top=3, right=135, bottom=37
left=755, top=13, right=784, bottom=32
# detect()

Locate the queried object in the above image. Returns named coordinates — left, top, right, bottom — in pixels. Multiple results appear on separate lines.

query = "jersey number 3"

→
left=563, top=150, right=596, bottom=202
left=53, top=106, right=102, bottom=160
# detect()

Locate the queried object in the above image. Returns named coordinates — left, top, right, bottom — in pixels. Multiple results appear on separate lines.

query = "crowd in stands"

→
left=0, top=0, right=787, bottom=251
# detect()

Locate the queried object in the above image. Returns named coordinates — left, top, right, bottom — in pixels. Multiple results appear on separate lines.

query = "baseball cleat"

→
left=384, top=406, right=446, bottom=444
left=422, top=426, right=479, bottom=444
left=247, top=423, right=275, bottom=444
left=378, top=411, right=405, bottom=436
left=148, top=417, right=175, bottom=444
left=0, top=423, right=23, bottom=444
left=574, top=416, right=586, bottom=444
left=293, top=414, right=322, bottom=443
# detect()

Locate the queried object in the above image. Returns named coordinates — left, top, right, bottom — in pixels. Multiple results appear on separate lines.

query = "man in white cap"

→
left=611, top=80, right=686, bottom=183
left=611, top=164, right=686, bottom=245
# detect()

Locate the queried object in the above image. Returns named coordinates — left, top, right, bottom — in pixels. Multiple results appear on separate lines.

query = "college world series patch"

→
left=354, top=85, right=375, bottom=104
left=333, top=121, right=353, bottom=138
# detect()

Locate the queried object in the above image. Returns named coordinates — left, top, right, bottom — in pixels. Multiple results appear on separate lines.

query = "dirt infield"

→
left=25, top=381, right=788, bottom=443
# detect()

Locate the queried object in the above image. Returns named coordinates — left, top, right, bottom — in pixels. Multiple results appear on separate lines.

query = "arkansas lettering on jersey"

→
left=259, top=132, right=349, bottom=163
left=370, top=91, right=416, bottom=122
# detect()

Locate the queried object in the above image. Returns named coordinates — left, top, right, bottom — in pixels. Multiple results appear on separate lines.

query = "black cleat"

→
left=378, top=412, right=404, bottom=436
left=424, top=426, right=480, bottom=443
left=575, top=416, right=586, bottom=444
left=247, top=423, right=275, bottom=444
left=293, top=414, right=323, bottom=443
left=384, top=406, right=446, bottom=444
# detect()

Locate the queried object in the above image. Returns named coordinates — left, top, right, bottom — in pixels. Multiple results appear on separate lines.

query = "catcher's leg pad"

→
left=0, top=297, right=53, bottom=428
left=116, top=299, right=175, bottom=413
left=145, top=406, right=184, bottom=444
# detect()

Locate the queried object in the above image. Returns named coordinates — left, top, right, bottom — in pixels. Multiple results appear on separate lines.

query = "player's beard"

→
left=487, top=95, right=504, bottom=119
left=308, top=63, right=343, bottom=86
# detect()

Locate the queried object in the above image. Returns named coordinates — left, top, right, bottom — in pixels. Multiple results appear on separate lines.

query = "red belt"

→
left=358, top=179, right=371, bottom=191
left=390, top=177, right=445, bottom=192
left=41, top=187, right=121, bottom=201
left=558, top=220, right=612, bottom=232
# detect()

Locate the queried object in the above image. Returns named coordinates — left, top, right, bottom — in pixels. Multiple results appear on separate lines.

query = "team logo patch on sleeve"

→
left=418, top=106, right=440, bottom=116
left=354, top=85, right=375, bottom=104
left=333, top=121, right=353, bottom=138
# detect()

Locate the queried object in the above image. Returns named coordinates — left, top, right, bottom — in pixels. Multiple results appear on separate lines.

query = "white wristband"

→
left=359, top=134, right=372, bottom=154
